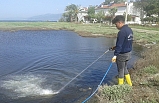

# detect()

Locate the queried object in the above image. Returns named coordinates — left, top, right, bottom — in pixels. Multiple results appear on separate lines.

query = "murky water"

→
left=0, top=30, right=143, bottom=103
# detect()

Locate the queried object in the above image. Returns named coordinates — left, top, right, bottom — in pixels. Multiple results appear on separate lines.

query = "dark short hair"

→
left=112, top=15, right=125, bottom=24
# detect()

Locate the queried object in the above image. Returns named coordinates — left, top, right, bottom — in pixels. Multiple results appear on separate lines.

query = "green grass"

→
left=134, top=31, right=159, bottom=44
left=0, top=22, right=119, bottom=37
left=130, top=25, right=159, bottom=31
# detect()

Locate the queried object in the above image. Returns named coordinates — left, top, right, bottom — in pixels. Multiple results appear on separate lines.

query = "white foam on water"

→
left=0, top=74, right=58, bottom=98
left=40, top=89, right=58, bottom=95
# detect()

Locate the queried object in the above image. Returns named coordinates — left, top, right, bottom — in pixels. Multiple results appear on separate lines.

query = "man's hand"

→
left=109, top=46, right=116, bottom=51
left=112, top=56, right=117, bottom=62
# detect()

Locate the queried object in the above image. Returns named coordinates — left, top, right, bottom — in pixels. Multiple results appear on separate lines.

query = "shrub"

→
left=97, top=84, right=132, bottom=102
left=143, top=65, right=158, bottom=74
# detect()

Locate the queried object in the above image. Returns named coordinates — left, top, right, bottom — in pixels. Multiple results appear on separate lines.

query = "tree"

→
left=62, top=12, right=70, bottom=22
left=88, top=6, right=95, bottom=15
left=123, top=13, right=132, bottom=21
left=108, top=7, right=117, bottom=24
left=95, top=11, right=105, bottom=23
left=87, top=6, right=96, bottom=21
left=63, top=4, right=79, bottom=22
left=134, top=0, right=159, bottom=17
left=104, top=0, right=126, bottom=5
left=108, top=8, right=117, bottom=17
left=133, top=0, right=147, bottom=20
left=143, top=0, right=159, bottom=17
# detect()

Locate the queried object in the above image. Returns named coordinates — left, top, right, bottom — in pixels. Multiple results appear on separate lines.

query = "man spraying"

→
left=110, top=15, right=133, bottom=86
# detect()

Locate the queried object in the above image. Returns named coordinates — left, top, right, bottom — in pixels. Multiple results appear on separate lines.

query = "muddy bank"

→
left=0, top=26, right=117, bottom=38
left=76, top=31, right=116, bottom=38
left=0, top=27, right=57, bottom=32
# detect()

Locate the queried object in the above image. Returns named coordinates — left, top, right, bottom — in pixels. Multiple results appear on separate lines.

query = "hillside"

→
left=28, top=13, right=62, bottom=21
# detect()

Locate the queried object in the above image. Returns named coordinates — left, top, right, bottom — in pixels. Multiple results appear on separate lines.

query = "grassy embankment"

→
left=0, top=22, right=159, bottom=103
left=0, top=22, right=118, bottom=37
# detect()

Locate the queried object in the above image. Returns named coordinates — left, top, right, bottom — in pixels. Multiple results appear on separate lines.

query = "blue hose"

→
left=82, top=62, right=113, bottom=103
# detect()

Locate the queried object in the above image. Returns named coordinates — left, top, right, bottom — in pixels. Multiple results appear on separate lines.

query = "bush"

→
left=143, top=65, right=158, bottom=74
left=97, top=84, right=132, bottom=102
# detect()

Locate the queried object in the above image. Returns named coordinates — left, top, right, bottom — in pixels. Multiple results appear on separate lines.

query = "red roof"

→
left=97, top=3, right=126, bottom=9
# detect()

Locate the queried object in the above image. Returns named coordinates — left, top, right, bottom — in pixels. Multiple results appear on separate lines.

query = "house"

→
left=95, top=2, right=141, bottom=24
left=77, top=7, right=89, bottom=23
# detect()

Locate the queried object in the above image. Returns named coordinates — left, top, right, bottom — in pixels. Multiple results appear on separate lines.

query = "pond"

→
left=0, top=30, right=143, bottom=103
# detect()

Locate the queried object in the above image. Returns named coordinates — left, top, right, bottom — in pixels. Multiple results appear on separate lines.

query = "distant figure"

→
left=110, top=15, right=133, bottom=86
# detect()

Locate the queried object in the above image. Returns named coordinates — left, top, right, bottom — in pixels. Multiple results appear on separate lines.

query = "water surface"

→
left=0, top=30, right=143, bottom=103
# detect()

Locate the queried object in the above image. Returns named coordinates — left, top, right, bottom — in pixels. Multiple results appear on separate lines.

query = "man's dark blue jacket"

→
left=114, top=25, right=133, bottom=56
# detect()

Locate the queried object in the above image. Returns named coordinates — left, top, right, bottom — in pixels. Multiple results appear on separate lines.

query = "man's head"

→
left=112, top=15, right=125, bottom=29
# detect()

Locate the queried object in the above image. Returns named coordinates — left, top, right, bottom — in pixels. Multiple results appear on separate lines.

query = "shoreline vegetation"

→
left=0, top=22, right=159, bottom=103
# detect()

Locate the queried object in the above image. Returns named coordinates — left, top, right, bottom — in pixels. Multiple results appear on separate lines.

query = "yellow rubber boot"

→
left=118, top=78, right=124, bottom=85
left=125, top=74, right=132, bottom=86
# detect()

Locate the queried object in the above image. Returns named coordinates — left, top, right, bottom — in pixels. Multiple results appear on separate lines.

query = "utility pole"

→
left=125, top=0, right=128, bottom=24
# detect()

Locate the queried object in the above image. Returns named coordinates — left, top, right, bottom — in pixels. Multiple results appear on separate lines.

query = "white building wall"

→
left=128, top=2, right=141, bottom=24
left=116, top=7, right=126, bottom=15
left=127, top=2, right=133, bottom=14
left=96, top=7, right=127, bottom=16
left=95, top=9, right=109, bottom=16
left=77, top=12, right=88, bottom=22
left=95, top=2, right=141, bottom=24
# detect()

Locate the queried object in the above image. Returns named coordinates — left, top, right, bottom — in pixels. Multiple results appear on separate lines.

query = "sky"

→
left=0, top=0, right=105, bottom=20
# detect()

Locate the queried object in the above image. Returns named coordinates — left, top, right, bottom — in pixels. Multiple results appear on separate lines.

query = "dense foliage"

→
left=135, top=0, right=159, bottom=17
left=62, top=4, right=79, bottom=22
left=134, top=0, right=159, bottom=23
